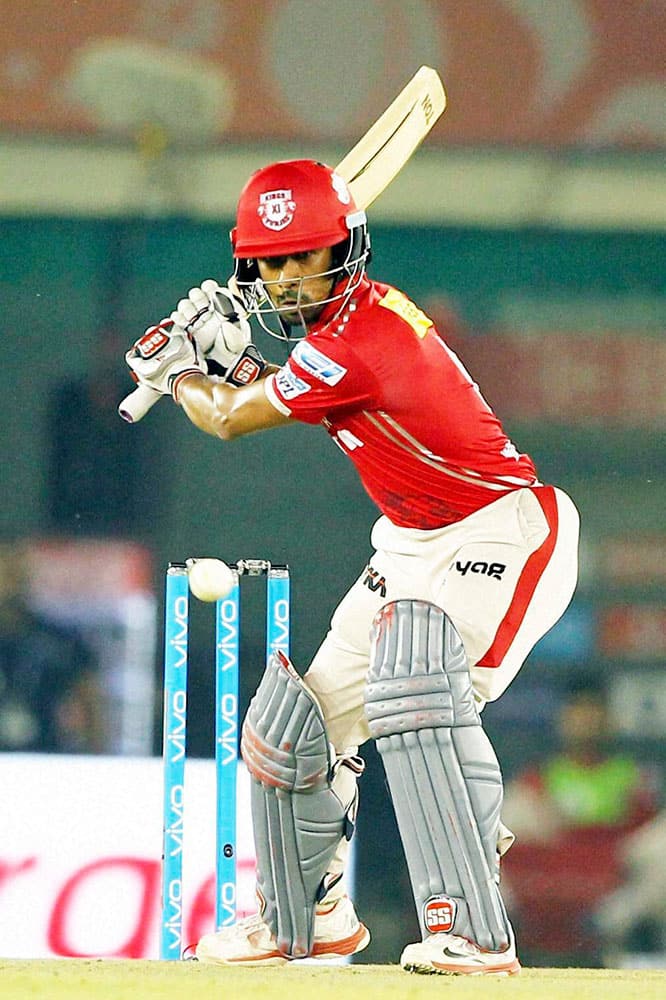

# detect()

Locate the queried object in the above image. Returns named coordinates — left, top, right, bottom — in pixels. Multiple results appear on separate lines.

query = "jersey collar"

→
left=310, top=273, right=372, bottom=333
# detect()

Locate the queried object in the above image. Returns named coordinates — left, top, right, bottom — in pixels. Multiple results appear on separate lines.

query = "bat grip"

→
left=118, top=383, right=162, bottom=423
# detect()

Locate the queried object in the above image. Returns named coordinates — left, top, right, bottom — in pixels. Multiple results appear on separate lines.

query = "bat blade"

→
left=336, top=66, right=446, bottom=210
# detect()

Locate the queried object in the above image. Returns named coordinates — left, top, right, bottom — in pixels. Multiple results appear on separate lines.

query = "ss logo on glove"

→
left=134, top=323, right=173, bottom=359
left=224, top=344, right=267, bottom=387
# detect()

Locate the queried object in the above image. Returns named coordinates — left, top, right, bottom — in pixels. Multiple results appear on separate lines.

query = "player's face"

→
left=256, top=247, right=335, bottom=325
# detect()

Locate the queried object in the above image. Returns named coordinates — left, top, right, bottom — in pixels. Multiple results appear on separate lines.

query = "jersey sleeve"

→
left=265, top=337, right=377, bottom=424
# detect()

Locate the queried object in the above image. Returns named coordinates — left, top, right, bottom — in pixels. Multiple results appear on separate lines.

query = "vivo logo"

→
left=269, top=598, right=290, bottom=655
left=167, top=690, right=187, bottom=762
left=218, top=693, right=237, bottom=766
left=165, top=783, right=184, bottom=857
left=217, top=599, right=239, bottom=672
left=169, top=596, right=188, bottom=669
left=218, top=880, right=236, bottom=927
left=163, top=875, right=183, bottom=950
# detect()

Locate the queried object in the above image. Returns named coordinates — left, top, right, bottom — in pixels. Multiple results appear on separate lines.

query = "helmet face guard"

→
left=233, top=212, right=370, bottom=340
left=230, top=160, right=371, bottom=340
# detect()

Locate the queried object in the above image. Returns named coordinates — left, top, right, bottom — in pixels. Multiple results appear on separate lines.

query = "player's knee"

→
left=364, top=598, right=477, bottom=736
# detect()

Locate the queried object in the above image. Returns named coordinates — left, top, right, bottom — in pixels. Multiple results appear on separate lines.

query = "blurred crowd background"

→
left=0, top=0, right=664, bottom=968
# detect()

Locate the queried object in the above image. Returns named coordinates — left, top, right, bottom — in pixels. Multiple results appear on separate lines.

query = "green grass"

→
left=1, top=961, right=665, bottom=1000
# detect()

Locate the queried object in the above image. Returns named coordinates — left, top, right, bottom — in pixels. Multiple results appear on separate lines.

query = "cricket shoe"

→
left=401, top=930, right=521, bottom=976
left=195, top=895, right=370, bottom=966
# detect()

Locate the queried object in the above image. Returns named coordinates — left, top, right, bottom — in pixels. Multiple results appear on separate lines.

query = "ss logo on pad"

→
left=424, top=895, right=457, bottom=933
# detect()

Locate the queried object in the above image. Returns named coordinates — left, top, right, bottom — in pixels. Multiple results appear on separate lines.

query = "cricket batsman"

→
left=124, top=159, right=579, bottom=974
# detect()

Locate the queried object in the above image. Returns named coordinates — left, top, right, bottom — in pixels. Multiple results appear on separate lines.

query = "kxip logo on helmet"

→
left=258, top=189, right=296, bottom=231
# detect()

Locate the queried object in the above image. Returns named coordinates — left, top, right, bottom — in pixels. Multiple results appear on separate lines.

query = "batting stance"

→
left=124, top=160, right=579, bottom=975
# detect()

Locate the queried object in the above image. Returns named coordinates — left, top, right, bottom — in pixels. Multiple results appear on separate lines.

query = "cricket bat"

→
left=338, top=65, right=446, bottom=210
left=119, top=66, right=446, bottom=423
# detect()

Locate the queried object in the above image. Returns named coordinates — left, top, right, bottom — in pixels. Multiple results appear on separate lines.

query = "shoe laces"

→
left=234, top=912, right=272, bottom=937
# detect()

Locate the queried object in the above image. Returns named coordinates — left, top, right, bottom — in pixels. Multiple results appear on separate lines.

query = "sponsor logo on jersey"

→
left=455, top=560, right=506, bottom=581
left=424, top=895, right=457, bottom=934
left=292, top=341, right=347, bottom=385
left=333, top=428, right=364, bottom=451
left=363, top=565, right=386, bottom=598
left=502, top=440, right=521, bottom=460
left=258, top=188, right=296, bottom=231
left=378, top=288, right=433, bottom=338
left=274, top=364, right=311, bottom=400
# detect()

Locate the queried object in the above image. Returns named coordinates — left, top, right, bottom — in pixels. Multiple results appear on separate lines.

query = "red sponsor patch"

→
left=424, top=895, right=457, bottom=933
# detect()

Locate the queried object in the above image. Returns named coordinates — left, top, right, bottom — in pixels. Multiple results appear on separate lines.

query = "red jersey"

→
left=265, top=276, right=537, bottom=529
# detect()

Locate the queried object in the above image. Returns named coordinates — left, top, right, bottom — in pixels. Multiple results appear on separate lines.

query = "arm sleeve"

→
left=267, top=337, right=378, bottom=425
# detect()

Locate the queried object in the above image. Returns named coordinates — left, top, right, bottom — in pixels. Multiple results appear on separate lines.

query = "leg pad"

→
left=366, top=600, right=511, bottom=950
left=242, top=651, right=354, bottom=957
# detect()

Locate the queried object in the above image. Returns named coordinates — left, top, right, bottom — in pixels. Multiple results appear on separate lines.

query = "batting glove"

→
left=125, top=320, right=206, bottom=401
left=170, top=279, right=251, bottom=362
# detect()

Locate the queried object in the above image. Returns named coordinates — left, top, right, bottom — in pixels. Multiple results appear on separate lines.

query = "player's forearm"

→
left=175, top=373, right=238, bottom=438
left=176, top=371, right=290, bottom=440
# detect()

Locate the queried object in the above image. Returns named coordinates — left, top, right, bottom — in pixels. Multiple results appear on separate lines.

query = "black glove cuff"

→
left=224, top=343, right=267, bottom=387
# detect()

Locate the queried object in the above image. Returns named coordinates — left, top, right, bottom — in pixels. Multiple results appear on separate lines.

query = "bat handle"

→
left=118, top=383, right=162, bottom=423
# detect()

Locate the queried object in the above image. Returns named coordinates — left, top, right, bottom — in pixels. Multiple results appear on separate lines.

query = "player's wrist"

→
left=223, top=343, right=267, bottom=387
left=171, top=369, right=206, bottom=403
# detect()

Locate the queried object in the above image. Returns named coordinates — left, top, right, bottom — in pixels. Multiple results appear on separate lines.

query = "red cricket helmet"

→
left=229, top=159, right=371, bottom=340
left=231, top=159, right=362, bottom=258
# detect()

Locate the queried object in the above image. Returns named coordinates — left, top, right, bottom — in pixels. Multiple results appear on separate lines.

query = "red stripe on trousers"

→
left=476, top=486, right=559, bottom=668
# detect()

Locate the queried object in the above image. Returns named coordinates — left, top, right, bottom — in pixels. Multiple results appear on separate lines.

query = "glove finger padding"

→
left=171, top=289, right=219, bottom=354
left=173, top=296, right=202, bottom=325
left=170, top=279, right=252, bottom=360
left=201, top=279, right=248, bottom=320
left=207, top=286, right=252, bottom=359
left=209, top=319, right=251, bottom=363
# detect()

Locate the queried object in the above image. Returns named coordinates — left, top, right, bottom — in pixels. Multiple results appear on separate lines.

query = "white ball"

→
left=187, top=558, right=235, bottom=602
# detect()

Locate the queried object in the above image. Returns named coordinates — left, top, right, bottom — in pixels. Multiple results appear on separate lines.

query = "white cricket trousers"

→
left=305, top=485, right=580, bottom=751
